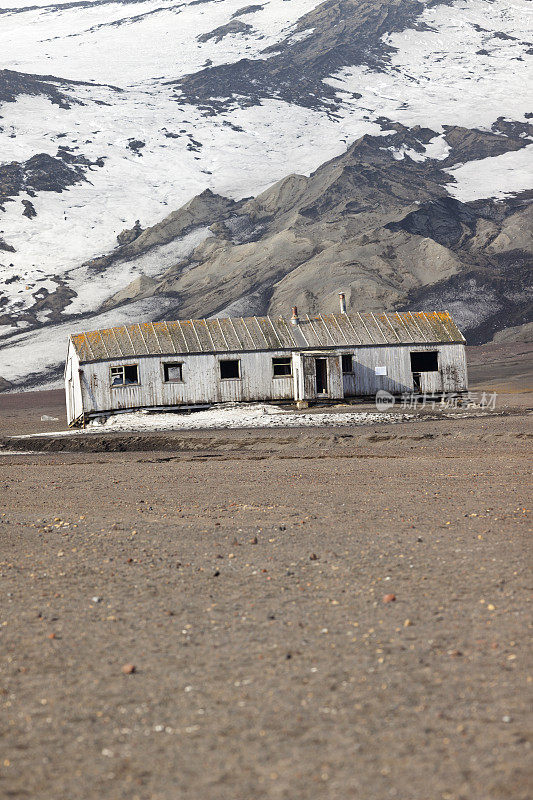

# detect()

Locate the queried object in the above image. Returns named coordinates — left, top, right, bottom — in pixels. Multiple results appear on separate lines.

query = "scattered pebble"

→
left=121, top=663, right=136, bottom=675
left=383, top=593, right=396, bottom=603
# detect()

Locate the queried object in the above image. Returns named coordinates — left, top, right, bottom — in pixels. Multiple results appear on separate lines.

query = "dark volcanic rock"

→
left=172, top=0, right=457, bottom=112
left=231, top=5, right=264, bottom=18
left=127, top=139, right=145, bottom=154
left=197, top=20, right=253, bottom=44
left=0, top=151, right=105, bottom=206
left=0, top=68, right=121, bottom=109
left=22, top=199, right=37, bottom=219
left=0, top=237, right=15, bottom=252
left=441, top=124, right=532, bottom=168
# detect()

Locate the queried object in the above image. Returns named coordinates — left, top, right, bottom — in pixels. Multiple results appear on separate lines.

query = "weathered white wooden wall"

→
left=76, top=350, right=295, bottom=422
left=64, top=342, right=83, bottom=424
left=342, top=344, right=467, bottom=397
left=67, top=343, right=468, bottom=423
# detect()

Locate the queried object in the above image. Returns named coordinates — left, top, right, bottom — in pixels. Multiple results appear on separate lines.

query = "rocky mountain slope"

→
left=69, top=123, right=533, bottom=340
left=0, top=0, right=531, bottom=388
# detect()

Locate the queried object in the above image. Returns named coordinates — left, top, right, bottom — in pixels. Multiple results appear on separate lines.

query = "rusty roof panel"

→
left=361, top=313, right=388, bottom=344
left=376, top=313, right=401, bottom=343
left=123, top=324, right=146, bottom=356
left=303, top=316, right=329, bottom=347
left=137, top=322, right=160, bottom=353
left=215, top=317, right=239, bottom=350
left=318, top=314, right=343, bottom=344
left=190, top=319, right=213, bottom=352
left=163, top=321, right=187, bottom=353
left=229, top=317, right=252, bottom=349
left=205, top=319, right=228, bottom=350
left=84, top=330, right=105, bottom=359
left=99, top=328, right=123, bottom=359
left=153, top=322, right=176, bottom=355
left=334, top=313, right=362, bottom=344
left=177, top=320, right=200, bottom=352
left=421, top=312, right=446, bottom=342
left=439, top=311, right=465, bottom=343
left=71, top=333, right=93, bottom=362
left=70, top=311, right=465, bottom=362
left=395, top=312, right=421, bottom=341
left=273, top=317, right=297, bottom=348
left=255, top=316, right=281, bottom=349
left=408, top=312, right=434, bottom=341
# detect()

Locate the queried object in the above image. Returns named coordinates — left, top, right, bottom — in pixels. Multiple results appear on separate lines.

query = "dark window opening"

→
left=315, top=358, right=328, bottom=394
left=272, top=357, right=292, bottom=377
left=220, top=359, right=240, bottom=379
left=163, top=362, right=183, bottom=382
left=110, top=364, right=139, bottom=386
left=410, top=351, right=439, bottom=372
left=341, top=354, right=353, bottom=373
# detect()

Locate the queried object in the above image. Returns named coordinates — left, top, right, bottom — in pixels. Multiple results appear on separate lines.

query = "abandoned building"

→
left=64, top=296, right=468, bottom=425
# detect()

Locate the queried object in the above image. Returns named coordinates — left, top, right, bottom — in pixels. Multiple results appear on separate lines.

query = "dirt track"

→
left=0, top=387, right=532, bottom=799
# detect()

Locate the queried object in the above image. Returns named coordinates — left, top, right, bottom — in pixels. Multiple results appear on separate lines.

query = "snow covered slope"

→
left=0, top=0, right=531, bottom=387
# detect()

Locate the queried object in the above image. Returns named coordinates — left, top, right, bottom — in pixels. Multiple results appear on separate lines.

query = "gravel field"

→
left=0, top=367, right=531, bottom=799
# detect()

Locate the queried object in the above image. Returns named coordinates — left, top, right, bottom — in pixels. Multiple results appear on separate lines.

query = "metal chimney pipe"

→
left=291, top=306, right=299, bottom=325
left=339, top=293, right=347, bottom=314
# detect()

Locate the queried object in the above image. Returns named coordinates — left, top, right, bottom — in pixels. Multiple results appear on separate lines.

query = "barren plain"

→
left=0, top=344, right=531, bottom=800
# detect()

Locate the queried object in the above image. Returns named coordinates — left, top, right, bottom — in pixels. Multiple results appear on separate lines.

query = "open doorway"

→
left=315, top=358, right=328, bottom=394
left=410, top=350, right=439, bottom=393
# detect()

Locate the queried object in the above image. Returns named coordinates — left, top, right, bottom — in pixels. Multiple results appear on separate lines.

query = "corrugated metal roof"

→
left=70, top=311, right=465, bottom=363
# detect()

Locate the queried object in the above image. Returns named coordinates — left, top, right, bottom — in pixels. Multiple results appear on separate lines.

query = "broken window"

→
left=220, top=359, right=240, bottom=379
left=272, top=357, right=292, bottom=377
left=341, top=354, right=353, bottom=373
left=410, top=351, right=439, bottom=372
left=163, top=362, right=183, bottom=382
left=110, top=364, right=139, bottom=386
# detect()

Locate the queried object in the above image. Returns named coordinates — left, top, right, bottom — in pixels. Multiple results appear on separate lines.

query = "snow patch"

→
left=328, top=0, right=532, bottom=132
left=16, top=403, right=410, bottom=434
left=445, top=145, right=533, bottom=201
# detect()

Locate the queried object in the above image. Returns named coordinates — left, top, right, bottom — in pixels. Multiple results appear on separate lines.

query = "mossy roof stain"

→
left=70, top=311, right=465, bottom=363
